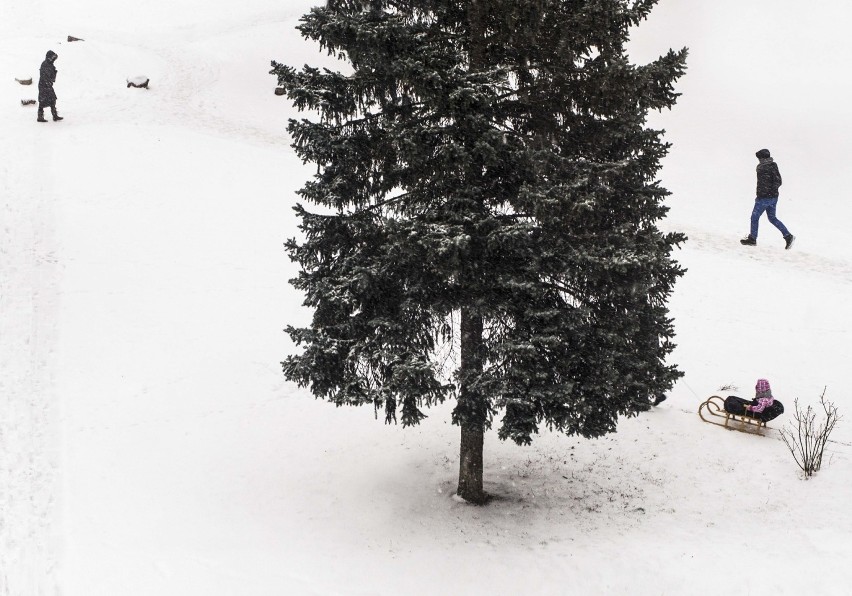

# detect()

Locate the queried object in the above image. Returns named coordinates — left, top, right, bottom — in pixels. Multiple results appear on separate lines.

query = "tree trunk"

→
left=455, top=0, right=489, bottom=505
left=468, top=0, right=486, bottom=68
left=457, top=308, right=487, bottom=504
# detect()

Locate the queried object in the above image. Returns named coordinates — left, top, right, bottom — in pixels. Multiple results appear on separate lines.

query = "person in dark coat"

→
left=37, top=50, right=63, bottom=122
left=740, top=149, right=794, bottom=249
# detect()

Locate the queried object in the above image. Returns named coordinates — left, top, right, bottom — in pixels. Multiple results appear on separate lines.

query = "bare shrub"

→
left=718, top=383, right=738, bottom=392
left=779, top=388, right=841, bottom=478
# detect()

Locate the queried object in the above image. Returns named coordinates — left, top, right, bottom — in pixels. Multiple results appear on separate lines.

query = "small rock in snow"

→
left=127, top=76, right=150, bottom=89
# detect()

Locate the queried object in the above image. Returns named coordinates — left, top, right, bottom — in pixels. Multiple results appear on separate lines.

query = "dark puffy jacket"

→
left=38, top=51, right=58, bottom=106
left=756, top=159, right=782, bottom=198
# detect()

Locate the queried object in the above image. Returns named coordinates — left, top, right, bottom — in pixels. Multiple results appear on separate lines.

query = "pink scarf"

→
left=747, top=396, right=774, bottom=413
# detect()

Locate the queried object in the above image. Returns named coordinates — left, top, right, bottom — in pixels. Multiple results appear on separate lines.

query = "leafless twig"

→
left=779, top=387, right=841, bottom=478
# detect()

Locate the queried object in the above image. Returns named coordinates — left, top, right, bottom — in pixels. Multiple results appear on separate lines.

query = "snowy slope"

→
left=2, top=1, right=852, bottom=595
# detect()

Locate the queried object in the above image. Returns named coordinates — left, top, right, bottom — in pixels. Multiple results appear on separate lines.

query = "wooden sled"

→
left=698, top=395, right=770, bottom=435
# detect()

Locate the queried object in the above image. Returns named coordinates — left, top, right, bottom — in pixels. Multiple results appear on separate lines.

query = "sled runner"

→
left=698, top=395, right=783, bottom=434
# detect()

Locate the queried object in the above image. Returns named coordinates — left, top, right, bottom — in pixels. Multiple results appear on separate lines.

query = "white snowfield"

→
left=2, top=1, right=851, bottom=595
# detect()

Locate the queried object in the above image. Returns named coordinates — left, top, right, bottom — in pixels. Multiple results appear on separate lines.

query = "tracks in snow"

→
left=672, top=226, right=852, bottom=284
left=0, top=123, right=61, bottom=596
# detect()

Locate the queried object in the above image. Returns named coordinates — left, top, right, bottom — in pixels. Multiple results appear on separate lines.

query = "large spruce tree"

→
left=273, top=0, right=687, bottom=504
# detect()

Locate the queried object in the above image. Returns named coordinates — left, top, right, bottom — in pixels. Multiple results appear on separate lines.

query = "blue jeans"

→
left=750, top=198, right=790, bottom=239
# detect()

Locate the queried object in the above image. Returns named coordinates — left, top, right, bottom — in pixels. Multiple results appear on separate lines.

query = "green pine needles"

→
left=273, top=0, right=687, bottom=503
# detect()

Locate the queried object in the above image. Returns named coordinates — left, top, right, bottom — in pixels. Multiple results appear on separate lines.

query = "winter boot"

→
left=784, top=234, right=795, bottom=250
left=740, top=235, right=756, bottom=246
left=51, top=107, right=63, bottom=122
left=37, top=107, right=47, bottom=122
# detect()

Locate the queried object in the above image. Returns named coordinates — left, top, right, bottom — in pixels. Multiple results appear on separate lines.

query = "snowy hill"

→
left=2, top=1, right=851, bottom=595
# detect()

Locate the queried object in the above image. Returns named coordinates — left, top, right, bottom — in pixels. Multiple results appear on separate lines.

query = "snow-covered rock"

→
left=126, top=75, right=149, bottom=89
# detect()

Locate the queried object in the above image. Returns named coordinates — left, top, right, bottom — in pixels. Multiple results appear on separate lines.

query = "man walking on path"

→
left=37, top=50, right=63, bottom=123
left=741, top=148, right=794, bottom=249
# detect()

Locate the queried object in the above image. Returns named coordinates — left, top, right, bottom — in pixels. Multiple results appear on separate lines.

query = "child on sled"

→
left=724, top=378, right=784, bottom=422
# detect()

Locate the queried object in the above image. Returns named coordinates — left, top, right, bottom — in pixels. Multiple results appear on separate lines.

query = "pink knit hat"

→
left=755, top=378, right=772, bottom=399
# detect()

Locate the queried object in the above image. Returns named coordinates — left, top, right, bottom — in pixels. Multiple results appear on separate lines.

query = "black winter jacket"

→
left=38, top=51, right=58, bottom=106
left=756, top=158, right=782, bottom=199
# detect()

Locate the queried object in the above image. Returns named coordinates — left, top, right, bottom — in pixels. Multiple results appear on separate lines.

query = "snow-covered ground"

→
left=2, top=1, right=852, bottom=594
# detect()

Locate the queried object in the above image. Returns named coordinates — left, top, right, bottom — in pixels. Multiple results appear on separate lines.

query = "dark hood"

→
left=46, top=50, right=58, bottom=62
